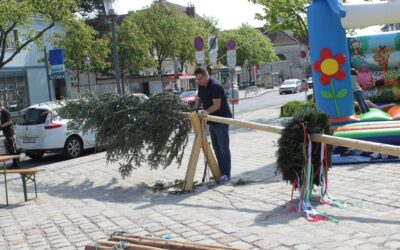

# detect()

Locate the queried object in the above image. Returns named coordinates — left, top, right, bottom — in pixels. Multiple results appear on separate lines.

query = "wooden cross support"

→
left=182, top=112, right=220, bottom=191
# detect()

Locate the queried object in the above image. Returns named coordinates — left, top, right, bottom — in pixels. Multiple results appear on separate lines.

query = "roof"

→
left=157, top=1, right=202, bottom=20
left=257, top=28, right=301, bottom=45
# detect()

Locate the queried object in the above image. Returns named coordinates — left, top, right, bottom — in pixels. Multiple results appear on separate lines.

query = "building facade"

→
left=0, top=18, right=71, bottom=114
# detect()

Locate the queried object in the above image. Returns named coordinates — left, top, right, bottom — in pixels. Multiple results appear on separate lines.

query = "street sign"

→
left=208, top=36, right=218, bottom=51
left=49, top=48, right=65, bottom=79
left=196, top=51, right=205, bottom=64
left=210, top=51, right=218, bottom=64
left=227, top=39, right=237, bottom=51
left=194, top=36, right=204, bottom=51
left=227, top=50, right=236, bottom=67
left=208, top=35, right=218, bottom=64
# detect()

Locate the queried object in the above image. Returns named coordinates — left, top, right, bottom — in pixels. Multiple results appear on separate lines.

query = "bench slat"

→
left=0, top=168, right=43, bottom=175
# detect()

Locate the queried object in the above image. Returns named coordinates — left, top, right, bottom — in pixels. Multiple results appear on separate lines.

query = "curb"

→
left=239, top=88, right=278, bottom=100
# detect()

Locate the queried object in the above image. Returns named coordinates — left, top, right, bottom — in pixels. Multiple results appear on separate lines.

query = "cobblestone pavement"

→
left=1, top=107, right=400, bottom=250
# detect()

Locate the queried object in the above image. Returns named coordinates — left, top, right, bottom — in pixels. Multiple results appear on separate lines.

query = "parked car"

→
left=16, top=101, right=96, bottom=160
left=238, top=81, right=250, bottom=89
left=307, top=77, right=313, bottom=88
left=279, top=79, right=301, bottom=94
left=179, top=90, right=198, bottom=107
left=131, top=93, right=149, bottom=101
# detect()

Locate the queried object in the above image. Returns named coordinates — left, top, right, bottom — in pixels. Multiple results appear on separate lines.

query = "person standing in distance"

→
left=194, top=67, right=232, bottom=183
left=0, top=101, right=20, bottom=168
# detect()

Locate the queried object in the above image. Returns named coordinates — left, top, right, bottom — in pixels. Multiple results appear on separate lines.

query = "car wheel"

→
left=26, top=152, right=44, bottom=160
left=279, top=92, right=283, bottom=95
left=64, top=136, right=83, bottom=159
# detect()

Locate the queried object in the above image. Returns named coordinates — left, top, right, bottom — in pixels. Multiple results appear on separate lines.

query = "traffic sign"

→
left=227, top=39, right=237, bottom=50
left=194, top=36, right=205, bottom=51
left=208, top=36, right=218, bottom=51
left=227, top=50, right=236, bottom=67
left=210, top=51, right=218, bottom=64
left=196, top=51, right=205, bottom=64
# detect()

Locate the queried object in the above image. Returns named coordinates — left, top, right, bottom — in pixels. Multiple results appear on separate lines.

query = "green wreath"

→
left=276, top=109, right=333, bottom=186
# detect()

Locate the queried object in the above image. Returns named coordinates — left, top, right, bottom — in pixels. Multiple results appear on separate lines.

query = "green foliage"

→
left=0, top=0, right=78, bottom=69
left=53, top=18, right=109, bottom=84
left=58, top=93, right=192, bottom=178
left=218, top=24, right=278, bottom=67
left=276, top=109, right=333, bottom=185
left=280, top=101, right=316, bottom=117
left=250, top=0, right=309, bottom=43
left=118, top=12, right=155, bottom=76
left=133, top=4, right=197, bottom=72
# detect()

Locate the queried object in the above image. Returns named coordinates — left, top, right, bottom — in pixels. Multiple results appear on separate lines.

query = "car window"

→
left=179, top=91, right=196, bottom=98
left=17, top=108, right=49, bottom=125
left=282, top=80, right=296, bottom=85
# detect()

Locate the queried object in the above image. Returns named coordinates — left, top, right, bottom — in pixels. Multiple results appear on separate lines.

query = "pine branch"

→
left=58, top=92, right=192, bottom=178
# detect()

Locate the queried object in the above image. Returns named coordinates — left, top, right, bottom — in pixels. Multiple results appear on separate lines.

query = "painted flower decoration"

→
left=313, top=48, right=346, bottom=85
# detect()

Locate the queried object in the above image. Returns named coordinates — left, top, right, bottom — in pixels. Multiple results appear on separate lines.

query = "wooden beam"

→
left=182, top=112, right=204, bottom=191
left=311, top=133, right=400, bottom=157
left=203, top=115, right=283, bottom=134
left=200, top=119, right=220, bottom=179
left=112, top=235, right=242, bottom=250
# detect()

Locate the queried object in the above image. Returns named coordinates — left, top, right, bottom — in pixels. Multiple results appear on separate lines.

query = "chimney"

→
left=186, top=2, right=195, bottom=18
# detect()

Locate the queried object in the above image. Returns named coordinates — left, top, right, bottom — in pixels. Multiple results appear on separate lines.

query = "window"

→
left=17, top=108, right=49, bottom=125
left=5, top=30, right=19, bottom=49
left=277, top=54, right=287, bottom=60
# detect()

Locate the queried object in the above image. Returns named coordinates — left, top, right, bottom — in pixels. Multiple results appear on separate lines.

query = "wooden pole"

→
left=112, top=235, right=242, bottom=250
left=202, top=115, right=283, bottom=134
left=311, top=133, right=400, bottom=157
left=87, top=240, right=166, bottom=250
left=200, top=118, right=220, bottom=179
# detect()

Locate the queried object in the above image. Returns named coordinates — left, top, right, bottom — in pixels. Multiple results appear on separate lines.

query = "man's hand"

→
left=199, top=110, right=209, bottom=116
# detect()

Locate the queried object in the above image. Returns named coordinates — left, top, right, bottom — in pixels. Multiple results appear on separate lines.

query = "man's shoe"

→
left=219, top=175, right=231, bottom=183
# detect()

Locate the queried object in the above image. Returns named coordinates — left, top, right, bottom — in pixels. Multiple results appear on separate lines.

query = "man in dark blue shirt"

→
left=195, top=67, right=232, bottom=183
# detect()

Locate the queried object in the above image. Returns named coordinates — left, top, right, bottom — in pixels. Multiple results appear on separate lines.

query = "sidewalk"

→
left=239, top=87, right=277, bottom=100
left=0, top=106, right=400, bottom=249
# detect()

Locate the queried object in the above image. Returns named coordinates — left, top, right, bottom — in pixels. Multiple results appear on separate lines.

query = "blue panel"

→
left=49, top=49, right=65, bottom=65
left=308, top=0, right=355, bottom=118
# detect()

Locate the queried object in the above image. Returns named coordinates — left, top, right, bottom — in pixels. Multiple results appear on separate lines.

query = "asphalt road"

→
left=233, top=89, right=313, bottom=115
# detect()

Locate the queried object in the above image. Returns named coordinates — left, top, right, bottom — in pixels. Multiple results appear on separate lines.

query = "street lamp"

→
left=103, top=0, right=123, bottom=95
left=84, top=56, right=91, bottom=92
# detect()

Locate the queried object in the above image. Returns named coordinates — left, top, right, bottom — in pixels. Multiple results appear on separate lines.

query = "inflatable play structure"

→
left=308, top=0, right=400, bottom=157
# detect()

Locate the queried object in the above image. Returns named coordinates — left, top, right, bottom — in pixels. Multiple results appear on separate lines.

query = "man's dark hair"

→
left=351, top=68, right=358, bottom=75
left=194, top=67, right=208, bottom=75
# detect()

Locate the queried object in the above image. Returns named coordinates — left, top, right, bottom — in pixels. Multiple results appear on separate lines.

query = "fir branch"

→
left=58, top=92, right=192, bottom=178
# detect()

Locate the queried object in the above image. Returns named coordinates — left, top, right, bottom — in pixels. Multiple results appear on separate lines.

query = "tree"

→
left=251, top=0, right=373, bottom=44
left=175, top=14, right=209, bottom=72
left=53, top=19, right=109, bottom=92
left=133, top=3, right=194, bottom=73
left=218, top=24, right=278, bottom=69
left=0, top=0, right=78, bottom=70
left=250, top=0, right=309, bottom=44
left=117, top=12, right=155, bottom=84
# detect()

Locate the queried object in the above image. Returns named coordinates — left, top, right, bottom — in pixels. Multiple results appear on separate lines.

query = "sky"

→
left=117, top=0, right=265, bottom=30
left=117, top=0, right=385, bottom=33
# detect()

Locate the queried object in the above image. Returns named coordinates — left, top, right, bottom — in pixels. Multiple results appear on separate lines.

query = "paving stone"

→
left=384, top=241, right=400, bottom=249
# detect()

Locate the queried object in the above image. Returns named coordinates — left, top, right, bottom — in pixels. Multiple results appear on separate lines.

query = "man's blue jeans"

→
left=209, top=123, right=231, bottom=177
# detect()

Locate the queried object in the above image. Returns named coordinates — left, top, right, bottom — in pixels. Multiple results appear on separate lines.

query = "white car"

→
left=16, top=101, right=96, bottom=160
left=279, top=79, right=301, bottom=94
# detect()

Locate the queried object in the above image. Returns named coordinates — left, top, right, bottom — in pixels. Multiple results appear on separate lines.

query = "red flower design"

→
left=313, top=48, right=346, bottom=85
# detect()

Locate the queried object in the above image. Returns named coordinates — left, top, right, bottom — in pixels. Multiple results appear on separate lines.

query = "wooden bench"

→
left=0, top=155, right=43, bottom=206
